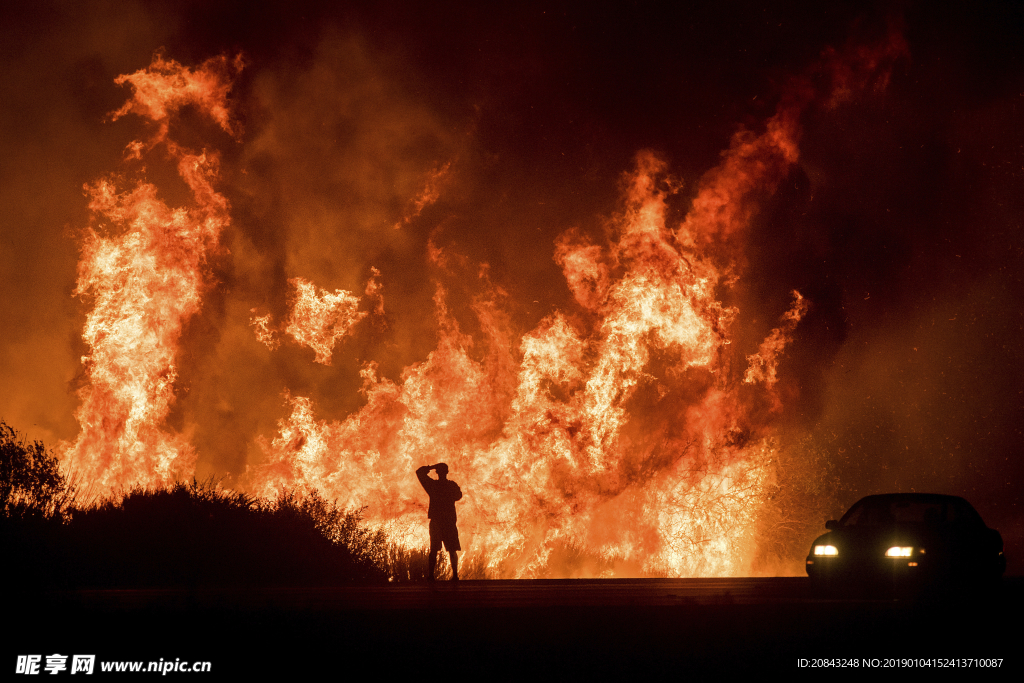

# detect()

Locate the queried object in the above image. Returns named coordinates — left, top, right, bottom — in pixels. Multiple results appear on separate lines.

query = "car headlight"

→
left=813, top=545, right=838, bottom=556
left=885, top=546, right=913, bottom=557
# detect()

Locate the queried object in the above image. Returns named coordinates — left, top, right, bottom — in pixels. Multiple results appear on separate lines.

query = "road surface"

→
left=11, top=578, right=1020, bottom=676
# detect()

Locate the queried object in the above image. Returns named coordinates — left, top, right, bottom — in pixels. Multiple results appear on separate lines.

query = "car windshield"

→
left=840, top=497, right=980, bottom=527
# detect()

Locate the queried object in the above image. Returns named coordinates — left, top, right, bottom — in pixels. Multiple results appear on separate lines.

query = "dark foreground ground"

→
left=9, top=577, right=1021, bottom=677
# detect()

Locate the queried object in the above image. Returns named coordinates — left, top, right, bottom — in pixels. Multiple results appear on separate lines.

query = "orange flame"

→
left=61, top=54, right=240, bottom=496
left=394, top=162, right=452, bottom=229
left=250, top=272, right=380, bottom=360
left=112, top=53, right=243, bottom=151
left=249, top=311, right=280, bottom=351
left=252, top=149, right=782, bottom=577
left=284, top=278, right=366, bottom=365
left=745, top=291, right=810, bottom=390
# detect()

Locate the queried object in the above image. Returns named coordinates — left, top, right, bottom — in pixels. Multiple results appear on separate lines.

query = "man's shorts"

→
left=429, top=518, right=461, bottom=552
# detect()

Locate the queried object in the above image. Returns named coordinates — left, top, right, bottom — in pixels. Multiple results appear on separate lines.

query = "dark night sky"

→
left=2, top=1, right=1023, bottom=569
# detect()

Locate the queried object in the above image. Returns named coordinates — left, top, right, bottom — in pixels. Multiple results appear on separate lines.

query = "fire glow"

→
left=59, top=37, right=905, bottom=578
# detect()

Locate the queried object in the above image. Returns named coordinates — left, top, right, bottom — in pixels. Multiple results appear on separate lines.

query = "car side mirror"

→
left=825, top=520, right=839, bottom=531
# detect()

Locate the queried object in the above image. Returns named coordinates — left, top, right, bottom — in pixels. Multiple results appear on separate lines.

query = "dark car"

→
left=806, top=493, right=1005, bottom=591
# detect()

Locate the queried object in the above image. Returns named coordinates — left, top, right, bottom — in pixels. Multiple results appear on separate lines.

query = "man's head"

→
left=434, top=463, right=449, bottom=478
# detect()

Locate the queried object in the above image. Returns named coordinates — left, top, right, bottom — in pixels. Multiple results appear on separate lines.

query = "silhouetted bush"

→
left=1, top=419, right=427, bottom=589
left=66, top=481, right=392, bottom=588
left=1, top=420, right=75, bottom=520
left=1, top=421, right=77, bottom=589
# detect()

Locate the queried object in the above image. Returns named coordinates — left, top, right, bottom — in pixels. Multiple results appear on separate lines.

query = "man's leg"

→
left=449, top=551, right=459, bottom=581
left=428, top=521, right=442, bottom=581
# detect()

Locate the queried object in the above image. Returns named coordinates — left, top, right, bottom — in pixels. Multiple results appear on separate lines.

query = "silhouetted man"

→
left=416, top=462, right=463, bottom=581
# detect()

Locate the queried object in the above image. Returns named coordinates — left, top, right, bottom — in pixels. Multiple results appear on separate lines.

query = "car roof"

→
left=854, top=493, right=971, bottom=505
left=841, top=493, right=986, bottom=525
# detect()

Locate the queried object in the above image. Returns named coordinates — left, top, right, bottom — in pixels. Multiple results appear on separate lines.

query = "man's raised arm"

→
left=416, top=465, right=433, bottom=492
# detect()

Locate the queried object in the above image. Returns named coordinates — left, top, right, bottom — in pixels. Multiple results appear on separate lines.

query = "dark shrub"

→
left=2, top=420, right=409, bottom=589
left=1, top=421, right=77, bottom=588
left=67, top=481, right=391, bottom=588
left=1, top=420, right=75, bottom=520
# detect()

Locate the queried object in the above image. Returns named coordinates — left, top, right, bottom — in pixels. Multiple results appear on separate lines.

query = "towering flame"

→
left=251, top=37, right=905, bottom=578
left=252, top=142, right=801, bottom=577
left=62, top=54, right=242, bottom=496
left=61, top=34, right=906, bottom=576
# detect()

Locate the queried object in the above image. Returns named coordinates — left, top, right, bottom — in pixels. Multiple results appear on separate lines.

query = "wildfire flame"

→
left=250, top=270, right=382, bottom=362
left=62, top=35, right=905, bottom=576
left=61, top=55, right=241, bottom=495
left=394, top=162, right=452, bottom=230
left=283, top=278, right=366, bottom=365
left=252, top=144, right=795, bottom=577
